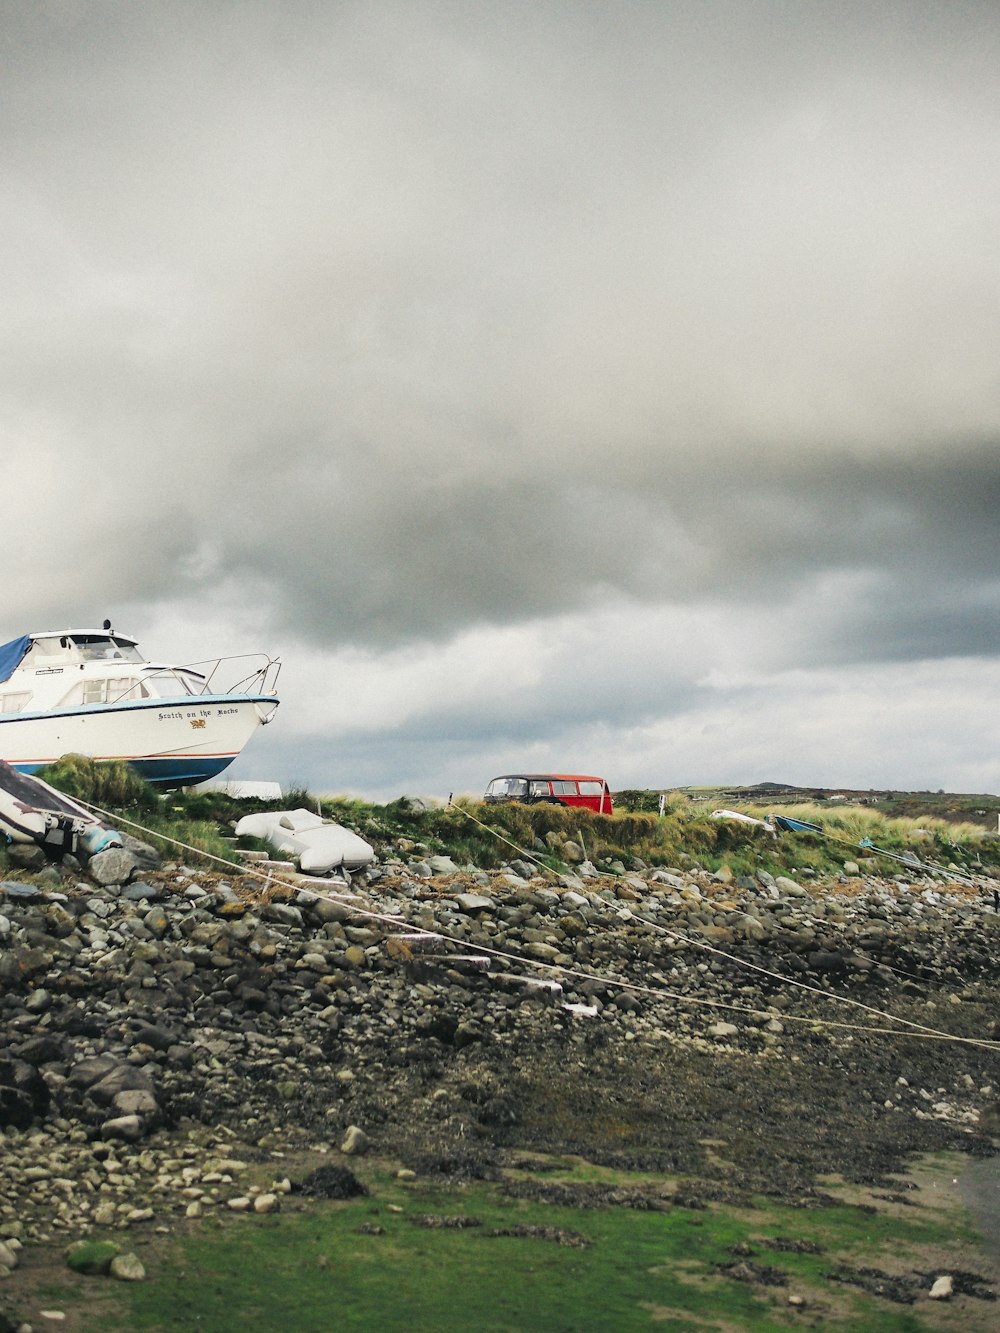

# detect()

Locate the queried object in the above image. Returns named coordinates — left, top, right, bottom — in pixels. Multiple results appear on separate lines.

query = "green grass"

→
left=35, top=1162, right=987, bottom=1333
left=134, top=816, right=242, bottom=866
left=34, top=759, right=1000, bottom=882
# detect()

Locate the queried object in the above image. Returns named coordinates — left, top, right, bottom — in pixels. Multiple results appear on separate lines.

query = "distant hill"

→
left=674, top=782, right=1000, bottom=829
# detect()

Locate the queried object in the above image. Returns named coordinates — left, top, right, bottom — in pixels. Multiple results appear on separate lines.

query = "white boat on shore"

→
left=0, top=625, right=280, bottom=787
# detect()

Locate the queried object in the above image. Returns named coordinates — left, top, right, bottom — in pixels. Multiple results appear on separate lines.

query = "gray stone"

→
left=110, top=1252, right=146, bottom=1281
left=262, top=903, right=303, bottom=927
left=88, top=848, right=139, bottom=887
left=340, top=1125, right=370, bottom=1155
left=774, top=876, right=808, bottom=898
left=68, top=1056, right=121, bottom=1090
left=454, top=894, right=493, bottom=913
left=733, top=915, right=770, bottom=942
left=707, top=1022, right=740, bottom=1039
left=122, top=880, right=166, bottom=902
left=302, top=895, right=352, bottom=923
left=101, top=1114, right=143, bottom=1142
left=112, top=1089, right=159, bottom=1118
left=1, top=880, right=44, bottom=901
left=507, top=859, right=536, bottom=880
left=142, top=905, right=170, bottom=938
left=88, top=1066, right=157, bottom=1108
left=6, top=845, right=47, bottom=871
left=121, top=835, right=163, bottom=871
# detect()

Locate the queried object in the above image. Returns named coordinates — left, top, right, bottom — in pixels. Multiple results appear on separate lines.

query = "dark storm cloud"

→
left=167, top=435, right=1000, bottom=672
left=4, top=1, right=1000, bottom=796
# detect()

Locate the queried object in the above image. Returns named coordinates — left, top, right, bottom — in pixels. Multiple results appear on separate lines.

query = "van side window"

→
left=483, top=774, right=613, bottom=814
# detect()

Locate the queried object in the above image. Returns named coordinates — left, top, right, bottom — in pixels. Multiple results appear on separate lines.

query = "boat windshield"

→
left=70, top=635, right=144, bottom=663
left=140, top=668, right=208, bottom=698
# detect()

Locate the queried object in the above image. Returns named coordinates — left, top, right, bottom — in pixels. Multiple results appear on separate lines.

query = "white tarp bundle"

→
left=234, top=807, right=376, bottom=874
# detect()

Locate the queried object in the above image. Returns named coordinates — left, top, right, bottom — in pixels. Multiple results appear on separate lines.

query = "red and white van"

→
left=483, top=773, right=614, bottom=815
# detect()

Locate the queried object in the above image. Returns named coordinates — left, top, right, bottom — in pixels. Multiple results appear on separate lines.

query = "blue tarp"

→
left=0, top=636, right=30, bottom=684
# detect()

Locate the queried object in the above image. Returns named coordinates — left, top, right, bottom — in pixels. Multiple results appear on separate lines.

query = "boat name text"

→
left=157, top=706, right=239, bottom=721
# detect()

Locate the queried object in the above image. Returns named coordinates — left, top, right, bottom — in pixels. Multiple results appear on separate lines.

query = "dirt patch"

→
left=0, top=1235, right=159, bottom=1333
left=484, top=1224, right=592, bottom=1247
left=808, top=1155, right=1000, bottom=1330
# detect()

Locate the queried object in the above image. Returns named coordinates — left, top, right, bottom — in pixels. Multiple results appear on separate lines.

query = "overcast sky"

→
left=4, top=1, right=1000, bottom=800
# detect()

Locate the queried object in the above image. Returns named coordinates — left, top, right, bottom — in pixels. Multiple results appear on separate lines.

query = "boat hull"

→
left=0, top=760, right=123, bottom=855
left=0, top=694, right=277, bottom=787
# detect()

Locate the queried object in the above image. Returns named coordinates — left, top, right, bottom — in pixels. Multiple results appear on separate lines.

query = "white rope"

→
left=74, top=799, right=1000, bottom=1053
left=441, top=799, right=1000, bottom=1047
left=443, top=799, right=562, bottom=879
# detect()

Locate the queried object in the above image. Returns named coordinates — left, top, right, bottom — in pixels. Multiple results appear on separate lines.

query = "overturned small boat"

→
left=0, top=759, right=123, bottom=858
left=234, top=808, right=375, bottom=875
left=0, top=625, right=280, bottom=787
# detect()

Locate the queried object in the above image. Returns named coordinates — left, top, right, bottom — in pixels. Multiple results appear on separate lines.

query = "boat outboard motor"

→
left=0, top=760, right=123, bottom=858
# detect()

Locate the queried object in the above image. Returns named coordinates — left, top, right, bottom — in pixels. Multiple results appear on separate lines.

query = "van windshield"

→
left=486, top=777, right=528, bottom=799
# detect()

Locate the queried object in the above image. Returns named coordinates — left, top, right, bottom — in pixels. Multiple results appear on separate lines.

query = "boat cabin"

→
left=0, top=630, right=209, bottom=714
left=483, top=773, right=614, bottom=815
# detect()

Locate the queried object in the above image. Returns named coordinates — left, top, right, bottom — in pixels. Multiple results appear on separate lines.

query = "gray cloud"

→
left=4, top=2, right=1000, bottom=794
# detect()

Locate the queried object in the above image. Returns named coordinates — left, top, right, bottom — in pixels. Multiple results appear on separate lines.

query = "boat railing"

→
left=105, top=681, right=148, bottom=705
left=182, top=654, right=282, bottom=699
left=99, top=655, right=280, bottom=707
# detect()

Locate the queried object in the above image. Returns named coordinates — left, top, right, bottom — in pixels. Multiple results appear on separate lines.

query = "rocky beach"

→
left=3, top=828, right=1000, bottom=1326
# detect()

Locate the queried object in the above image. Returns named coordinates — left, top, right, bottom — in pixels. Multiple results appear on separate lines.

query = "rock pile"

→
left=2, top=839, right=1000, bottom=1259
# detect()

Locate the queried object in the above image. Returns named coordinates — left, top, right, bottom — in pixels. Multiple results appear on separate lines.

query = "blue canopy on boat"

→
left=0, top=636, right=31, bottom=683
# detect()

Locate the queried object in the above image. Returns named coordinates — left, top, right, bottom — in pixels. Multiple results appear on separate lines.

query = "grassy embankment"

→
left=20, top=755, right=1000, bottom=886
